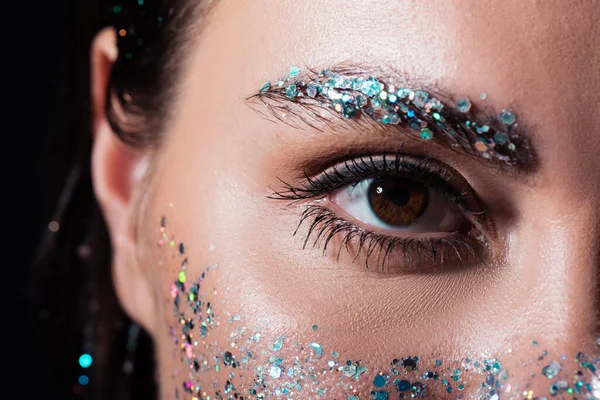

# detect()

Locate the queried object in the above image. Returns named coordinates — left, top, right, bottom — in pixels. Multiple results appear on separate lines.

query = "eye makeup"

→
left=159, top=218, right=600, bottom=400
left=249, top=65, right=535, bottom=171
left=269, top=153, right=488, bottom=272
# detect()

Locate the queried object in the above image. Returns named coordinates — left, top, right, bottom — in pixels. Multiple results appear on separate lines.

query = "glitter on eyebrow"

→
left=251, top=67, right=533, bottom=167
left=456, top=99, right=472, bottom=113
left=260, top=82, right=271, bottom=94
left=286, top=84, right=298, bottom=99
left=499, top=110, right=516, bottom=125
left=419, top=128, right=433, bottom=141
left=289, top=65, right=301, bottom=78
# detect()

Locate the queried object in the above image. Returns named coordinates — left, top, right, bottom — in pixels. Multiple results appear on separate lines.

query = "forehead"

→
left=182, top=0, right=600, bottom=188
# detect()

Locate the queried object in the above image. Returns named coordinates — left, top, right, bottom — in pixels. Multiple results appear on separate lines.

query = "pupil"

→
left=388, top=186, right=410, bottom=206
left=367, top=177, right=429, bottom=226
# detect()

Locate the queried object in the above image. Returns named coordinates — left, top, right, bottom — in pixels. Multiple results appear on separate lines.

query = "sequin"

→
left=273, top=337, right=284, bottom=351
left=493, top=132, right=508, bottom=145
left=374, top=375, right=387, bottom=388
left=286, top=84, right=298, bottom=99
left=456, top=99, right=472, bottom=113
left=413, top=90, right=429, bottom=108
left=420, top=128, right=433, bottom=140
left=499, top=110, right=516, bottom=125
left=308, top=342, right=323, bottom=358
left=306, top=83, right=318, bottom=98
left=289, top=65, right=301, bottom=78
left=259, top=82, right=271, bottom=94
left=360, top=78, right=383, bottom=96
left=542, top=361, right=561, bottom=379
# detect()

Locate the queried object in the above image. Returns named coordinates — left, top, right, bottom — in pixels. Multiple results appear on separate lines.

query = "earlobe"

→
left=90, top=27, right=156, bottom=335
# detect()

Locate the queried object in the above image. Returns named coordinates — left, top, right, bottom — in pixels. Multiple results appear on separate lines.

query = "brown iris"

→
left=367, top=177, right=429, bottom=226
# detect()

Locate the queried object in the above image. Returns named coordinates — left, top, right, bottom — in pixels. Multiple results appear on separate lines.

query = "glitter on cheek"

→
left=158, top=216, right=600, bottom=399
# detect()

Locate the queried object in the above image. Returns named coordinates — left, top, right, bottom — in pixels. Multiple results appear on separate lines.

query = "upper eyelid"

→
left=270, top=154, right=469, bottom=205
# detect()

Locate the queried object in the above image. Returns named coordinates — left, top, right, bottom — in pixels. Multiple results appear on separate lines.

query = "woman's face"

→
left=94, top=1, right=600, bottom=398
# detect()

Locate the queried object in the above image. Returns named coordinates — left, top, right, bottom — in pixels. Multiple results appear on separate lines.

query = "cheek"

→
left=146, top=207, right=599, bottom=400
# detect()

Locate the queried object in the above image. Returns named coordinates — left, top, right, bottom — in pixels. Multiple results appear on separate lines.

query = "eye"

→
left=330, top=176, right=467, bottom=235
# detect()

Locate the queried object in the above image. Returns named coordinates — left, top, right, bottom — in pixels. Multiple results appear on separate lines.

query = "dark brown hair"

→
left=35, top=1, right=215, bottom=398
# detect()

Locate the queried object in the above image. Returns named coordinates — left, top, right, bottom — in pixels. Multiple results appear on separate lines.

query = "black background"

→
left=5, top=2, right=68, bottom=397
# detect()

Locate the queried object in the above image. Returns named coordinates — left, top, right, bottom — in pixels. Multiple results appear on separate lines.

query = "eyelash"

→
left=269, top=153, right=488, bottom=272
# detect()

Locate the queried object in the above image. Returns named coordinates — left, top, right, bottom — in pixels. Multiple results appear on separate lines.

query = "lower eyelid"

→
left=295, top=204, right=486, bottom=273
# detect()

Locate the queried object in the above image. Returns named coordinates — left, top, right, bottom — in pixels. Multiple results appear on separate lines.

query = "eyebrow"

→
left=245, top=63, right=537, bottom=174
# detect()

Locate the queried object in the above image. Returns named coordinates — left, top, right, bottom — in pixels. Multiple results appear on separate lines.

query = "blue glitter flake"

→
left=306, top=83, right=318, bottom=98
left=273, top=337, right=284, bottom=351
left=370, top=390, right=388, bottom=400
left=542, top=361, right=561, bottom=379
left=476, top=125, right=490, bottom=134
left=397, top=88, right=411, bottom=98
left=259, top=82, right=271, bottom=94
left=351, top=77, right=365, bottom=90
left=270, top=366, right=282, bottom=378
left=395, top=379, right=411, bottom=392
left=380, top=113, right=400, bottom=125
left=413, top=90, right=429, bottom=108
left=308, top=342, right=323, bottom=358
left=420, top=128, right=433, bottom=140
left=493, top=132, right=509, bottom=145
left=355, top=95, right=368, bottom=108
left=499, top=110, right=516, bottom=125
left=373, top=375, right=387, bottom=388
left=289, top=65, right=301, bottom=78
left=286, top=84, right=299, bottom=99
left=360, top=78, right=383, bottom=96
left=457, top=98, right=472, bottom=113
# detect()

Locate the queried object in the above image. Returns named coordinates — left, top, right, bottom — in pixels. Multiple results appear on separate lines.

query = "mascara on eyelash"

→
left=270, top=154, right=470, bottom=207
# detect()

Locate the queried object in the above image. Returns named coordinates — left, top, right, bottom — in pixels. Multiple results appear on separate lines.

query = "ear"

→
left=90, top=27, right=156, bottom=335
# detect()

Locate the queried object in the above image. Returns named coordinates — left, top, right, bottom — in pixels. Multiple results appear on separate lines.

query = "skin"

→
left=91, top=0, right=600, bottom=398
